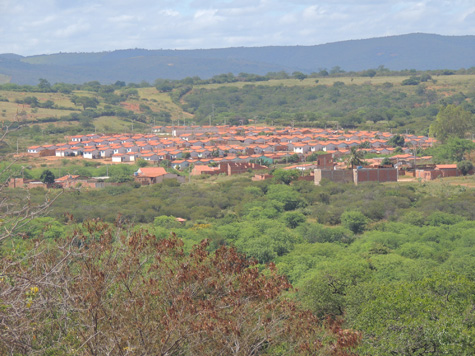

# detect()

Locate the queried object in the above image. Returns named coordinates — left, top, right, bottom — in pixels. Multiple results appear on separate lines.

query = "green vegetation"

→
left=429, top=104, right=474, bottom=143
left=2, top=174, right=475, bottom=354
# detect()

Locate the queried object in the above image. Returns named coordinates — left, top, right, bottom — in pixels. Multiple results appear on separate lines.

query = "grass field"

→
left=92, top=116, right=147, bottom=133
left=193, top=74, right=475, bottom=90
left=0, top=90, right=79, bottom=123
left=137, top=87, right=194, bottom=121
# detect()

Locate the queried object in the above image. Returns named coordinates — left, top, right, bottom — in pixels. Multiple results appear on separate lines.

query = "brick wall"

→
left=415, top=168, right=462, bottom=180
left=314, top=169, right=354, bottom=185
left=354, top=168, right=397, bottom=185
left=315, top=168, right=398, bottom=185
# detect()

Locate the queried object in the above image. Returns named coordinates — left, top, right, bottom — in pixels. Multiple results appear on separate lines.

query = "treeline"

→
left=1, top=67, right=474, bottom=95
left=181, top=81, right=475, bottom=132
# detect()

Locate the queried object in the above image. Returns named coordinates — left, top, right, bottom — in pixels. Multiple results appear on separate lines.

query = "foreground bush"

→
left=0, top=221, right=359, bottom=355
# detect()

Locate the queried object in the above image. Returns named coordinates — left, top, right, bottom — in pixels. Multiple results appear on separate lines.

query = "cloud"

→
left=0, top=0, right=472, bottom=55
left=54, top=22, right=91, bottom=39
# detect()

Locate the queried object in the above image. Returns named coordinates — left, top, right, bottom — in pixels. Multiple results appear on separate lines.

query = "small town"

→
left=16, top=124, right=471, bottom=190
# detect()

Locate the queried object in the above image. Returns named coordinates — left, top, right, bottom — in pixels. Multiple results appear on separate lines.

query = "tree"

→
left=429, top=105, right=473, bottom=143
left=39, top=169, right=55, bottom=184
left=272, top=169, right=299, bottom=185
left=266, top=184, right=306, bottom=211
left=381, top=157, right=393, bottom=166
left=387, top=134, right=405, bottom=147
left=282, top=211, right=306, bottom=228
left=361, top=69, right=376, bottom=78
left=38, top=78, right=52, bottom=92
left=347, top=147, right=365, bottom=169
left=458, top=161, right=473, bottom=175
left=401, top=76, right=420, bottom=85
left=136, top=158, right=148, bottom=167
left=346, top=274, right=475, bottom=355
left=292, top=71, right=307, bottom=81
left=429, top=137, right=475, bottom=162
left=341, top=210, right=368, bottom=234
left=288, top=153, right=300, bottom=163
left=160, top=159, right=171, bottom=168
left=155, top=80, right=174, bottom=92
left=71, top=95, right=99, bottom=110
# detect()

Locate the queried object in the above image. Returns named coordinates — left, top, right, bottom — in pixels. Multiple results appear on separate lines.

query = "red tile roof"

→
left=137, top=167, right=167, bottom=177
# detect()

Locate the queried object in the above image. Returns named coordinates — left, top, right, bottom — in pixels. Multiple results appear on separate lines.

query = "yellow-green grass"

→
left=137, top=87, right=193, bottom=120
left=0, top=90, right=79, bottom=122
left=92, top=116, right=136, bottom=133
left=394, top=174, right=475, bottom=191
left=193, top=74, right=475, bottom=91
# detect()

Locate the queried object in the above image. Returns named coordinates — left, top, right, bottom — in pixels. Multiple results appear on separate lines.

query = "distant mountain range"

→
left=1, top=33, right=474, bottom=85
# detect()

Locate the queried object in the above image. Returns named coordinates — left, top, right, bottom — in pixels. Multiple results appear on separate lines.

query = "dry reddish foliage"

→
left=0, top=220, right=359, bottom=355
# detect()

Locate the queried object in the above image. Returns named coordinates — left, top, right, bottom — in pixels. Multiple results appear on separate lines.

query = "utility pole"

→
left=413, top=143, right=417, bottom=170
left=212, top=104, right=215, bottom=125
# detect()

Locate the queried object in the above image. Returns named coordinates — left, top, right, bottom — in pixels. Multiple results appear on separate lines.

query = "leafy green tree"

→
left=341, top=210, right=368, bottom=234
left=420, top=73, right=432, bottom=82
left=160, top=159, right=171, bottom=168
left=429, top=105, right=473, bottom=143
left=381, top=157, right=393, bottom=166
left=401, top=76, right=420, bottom=85
left=361, top=69, right=376, bottom=78
left=458, top=160, right=473, bottom=175
left=154, top=215, right=182, bottom=229
left=272, top=169, right=299, bottom=185
left=155, top=80, right=174, bottom=92
left=288, top=154, right=300, bottom=163
left=346, top=274, right=475, bottom=355
left=281, top=211, right=306, bottom=229
left=20, top=96, right=39, bottom=107
left=358, top=141, right=371, bottom=149
left=266, top=185, right=306, bottom=211
left=387, top=134, right=405, bottom=147
left=299, top=258, right=371, bottom=317
left=71, top=95, right=99, bottom=110
left=429, top=137, right=475, bottom=162
left=136, top=158, right=148, bottom=167
left=38, top=78, right=52, bottom=92
left=39, top=169, right=55, bottom=184
left=292, top=71, right=307, bottom=81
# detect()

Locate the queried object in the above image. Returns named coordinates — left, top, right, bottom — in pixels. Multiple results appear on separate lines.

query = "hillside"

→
left=1, top=33, right=474, bottom=85
left=0, top=73, right=474, bottom=156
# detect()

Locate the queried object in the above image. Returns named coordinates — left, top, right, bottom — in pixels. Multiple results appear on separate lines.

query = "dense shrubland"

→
left=3, top=174, right=475, bottom=353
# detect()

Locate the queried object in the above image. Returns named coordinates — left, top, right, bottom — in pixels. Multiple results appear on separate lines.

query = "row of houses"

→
left=27, top=126, right=434, bottom=167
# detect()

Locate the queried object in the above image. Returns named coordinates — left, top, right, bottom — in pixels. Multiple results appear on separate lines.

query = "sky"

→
left=0, top=0, right=474, bottom=56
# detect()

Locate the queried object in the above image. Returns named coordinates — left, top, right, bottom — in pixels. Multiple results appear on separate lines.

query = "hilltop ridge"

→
left=0, top=33, right=474, bottom=85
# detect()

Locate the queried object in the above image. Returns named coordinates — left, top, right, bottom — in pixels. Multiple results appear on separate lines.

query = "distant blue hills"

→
left=0, top=33, right=474, bottom=85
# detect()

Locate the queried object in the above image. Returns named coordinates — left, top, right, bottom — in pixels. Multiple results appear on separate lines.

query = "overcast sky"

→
left=1, top=0, right=474, bottom=56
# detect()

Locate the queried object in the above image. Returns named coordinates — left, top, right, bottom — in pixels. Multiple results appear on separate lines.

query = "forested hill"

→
left=1, top=33, right=474, bottom=85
